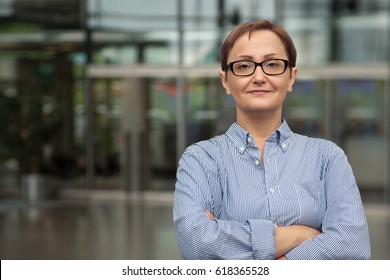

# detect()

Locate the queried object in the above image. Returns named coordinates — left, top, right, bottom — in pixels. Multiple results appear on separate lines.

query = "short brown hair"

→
left=220, top=20, right=297, bottom=70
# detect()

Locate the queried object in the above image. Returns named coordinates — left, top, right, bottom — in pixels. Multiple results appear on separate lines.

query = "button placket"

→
left=246, top=135, right=262, bottom=168
left=264, top=143, right=280, bottom=223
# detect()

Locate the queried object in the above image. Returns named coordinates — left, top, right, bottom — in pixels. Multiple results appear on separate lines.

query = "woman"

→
left=173, top=20, right=371, bottom=260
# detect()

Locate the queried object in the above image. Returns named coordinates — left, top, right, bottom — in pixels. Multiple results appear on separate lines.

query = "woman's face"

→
left=219, top=30, right=297, bottom=118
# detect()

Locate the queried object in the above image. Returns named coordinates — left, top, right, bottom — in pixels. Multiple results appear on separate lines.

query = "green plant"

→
left=0, top=78, right=62, bottom=174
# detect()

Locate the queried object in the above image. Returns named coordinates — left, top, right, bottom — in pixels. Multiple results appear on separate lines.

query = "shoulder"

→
left=292, top=133, right=344, bottom=161
left=179, top=134, right=227, bottom=171
left=183, top=134, right=227, bottom=158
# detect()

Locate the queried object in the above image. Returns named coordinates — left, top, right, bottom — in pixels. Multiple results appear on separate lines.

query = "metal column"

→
left=176, top=0, right=186, bottom=162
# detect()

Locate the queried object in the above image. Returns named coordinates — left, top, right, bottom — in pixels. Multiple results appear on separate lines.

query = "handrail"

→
left=87, top=63, right=390, bottom=79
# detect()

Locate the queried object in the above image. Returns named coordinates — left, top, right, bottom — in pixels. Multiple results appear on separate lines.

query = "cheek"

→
left=227, top=78, right=250, bottom=94
left=275, top=77, right=294, bottom=93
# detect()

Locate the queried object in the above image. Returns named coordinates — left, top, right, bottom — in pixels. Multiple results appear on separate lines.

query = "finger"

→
left=205, top=210, right=215, bottom=221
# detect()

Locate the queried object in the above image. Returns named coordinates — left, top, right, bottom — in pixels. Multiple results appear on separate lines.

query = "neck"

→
left=236, top=110, right=282, bottom=140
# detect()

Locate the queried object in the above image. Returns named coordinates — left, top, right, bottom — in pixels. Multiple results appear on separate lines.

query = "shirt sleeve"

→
left=173, top=145, right=276, bottom=260
left=285, top=145, right=371, bottom=260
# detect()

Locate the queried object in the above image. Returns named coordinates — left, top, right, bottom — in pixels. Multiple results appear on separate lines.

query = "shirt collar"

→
left=277, top=119, right=293, bottom=151
left=225, top=119, right=293, bottom=153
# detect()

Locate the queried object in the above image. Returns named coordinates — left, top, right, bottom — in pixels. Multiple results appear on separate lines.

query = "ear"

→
left=287, top=67, right=298, bottom=93
left=219, top=70, right=232, bottom=95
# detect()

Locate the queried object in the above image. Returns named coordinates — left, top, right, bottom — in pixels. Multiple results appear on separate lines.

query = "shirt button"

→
left=255, top=160, right=260, bottom=166
left=266, top=158, right=270, bottom=164
left=239, top=146, right=245, bottom=152
left=269, top=187, right=275, bottom=193
left=247, top=137, right=251, bottom=143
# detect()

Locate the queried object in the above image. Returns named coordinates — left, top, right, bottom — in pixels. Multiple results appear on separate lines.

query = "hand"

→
left=275, top=225, right=321, bottom=259
left=205, top=210, right=215, bottom=221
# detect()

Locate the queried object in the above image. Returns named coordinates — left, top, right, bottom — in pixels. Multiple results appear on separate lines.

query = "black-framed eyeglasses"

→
left=224, top=59, right=290, bottom=76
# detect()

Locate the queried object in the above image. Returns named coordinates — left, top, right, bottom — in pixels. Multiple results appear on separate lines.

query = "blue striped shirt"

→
left=173, top=120, right=371, bottom=259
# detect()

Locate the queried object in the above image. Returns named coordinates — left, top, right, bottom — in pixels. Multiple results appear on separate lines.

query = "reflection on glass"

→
left=149, top=78, right=177, bottom=182
left=284, top=79, right=325, bottom=138
left=337, top=79, right=384, bottom=191
left=185, top=78, right=219, bottom=145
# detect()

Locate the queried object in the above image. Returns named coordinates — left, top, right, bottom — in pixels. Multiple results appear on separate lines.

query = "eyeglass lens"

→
left=232, top=60, right=287, bottom=76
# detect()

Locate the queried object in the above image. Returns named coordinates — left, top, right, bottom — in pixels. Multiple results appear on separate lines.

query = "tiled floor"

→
left=0, top=191, right=389, bottom=260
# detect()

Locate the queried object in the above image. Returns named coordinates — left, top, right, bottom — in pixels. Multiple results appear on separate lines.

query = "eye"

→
left=236, top=61, right=253, bottom=69
left=233, top=61, right=254, bottom=73
left=264, top=60, right=281, bottom=69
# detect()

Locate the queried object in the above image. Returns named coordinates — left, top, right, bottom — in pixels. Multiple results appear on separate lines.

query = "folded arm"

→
left=285, top=148, right=371, bottom=260
left=206, top=210, right=320, bottom=259
left=174, top=149, right=275, bottom=259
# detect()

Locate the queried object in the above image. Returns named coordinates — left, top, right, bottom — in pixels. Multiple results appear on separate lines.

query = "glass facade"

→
left=0, top=0, right=389, bottom=203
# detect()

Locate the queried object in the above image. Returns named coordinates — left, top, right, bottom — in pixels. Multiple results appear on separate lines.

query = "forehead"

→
left=228, top=30, right=287, bottom=60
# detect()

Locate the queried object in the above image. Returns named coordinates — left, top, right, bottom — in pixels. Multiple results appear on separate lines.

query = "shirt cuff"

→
left=247, top=219, right=276, bottom=260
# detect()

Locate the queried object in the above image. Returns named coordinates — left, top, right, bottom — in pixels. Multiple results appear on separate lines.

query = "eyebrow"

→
left=234, top=53, right=280, bottom=60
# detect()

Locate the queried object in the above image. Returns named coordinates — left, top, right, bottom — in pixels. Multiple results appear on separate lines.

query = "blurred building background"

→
left=0, top=0, right=389, bottom=259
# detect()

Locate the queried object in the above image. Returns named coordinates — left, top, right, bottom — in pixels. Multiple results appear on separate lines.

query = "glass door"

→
left=336, top=79, right=386, bottom=201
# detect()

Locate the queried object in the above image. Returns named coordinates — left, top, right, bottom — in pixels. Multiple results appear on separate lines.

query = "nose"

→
left=252, top=65, right=267, bottom=82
